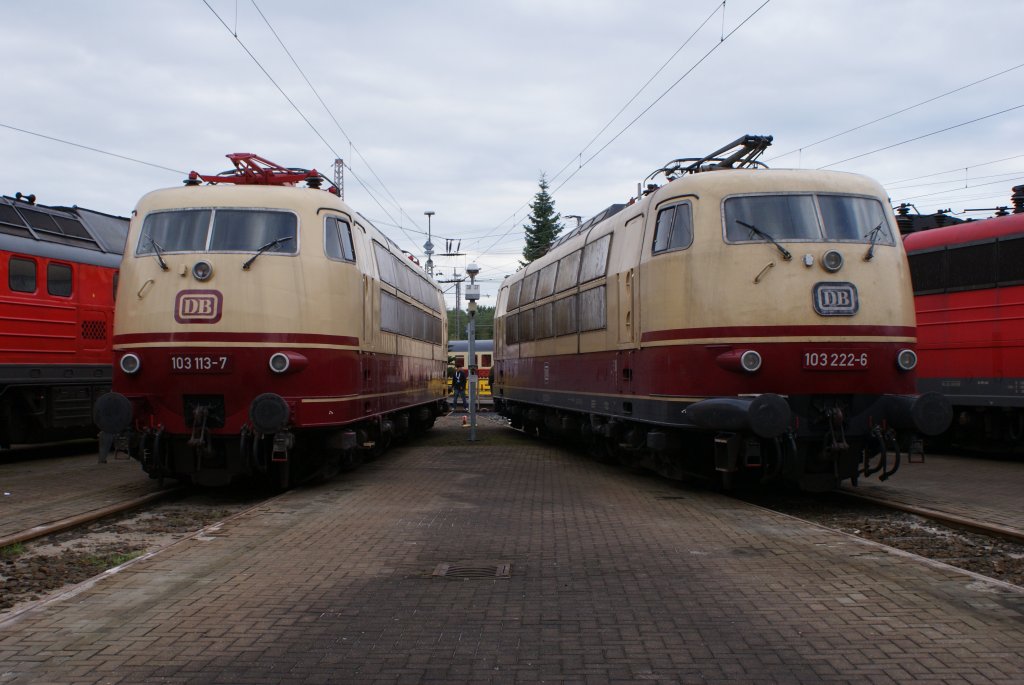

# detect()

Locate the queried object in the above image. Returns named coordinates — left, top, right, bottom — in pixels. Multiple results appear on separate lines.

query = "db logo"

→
left=175, top=290, right=223, bottom=324
left=812, top=282, right=859, bottom=317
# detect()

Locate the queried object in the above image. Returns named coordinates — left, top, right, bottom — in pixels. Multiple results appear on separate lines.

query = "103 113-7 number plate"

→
left=802, top=350, right=868, bottom=371
left=170, top=354, right=230, bottom=373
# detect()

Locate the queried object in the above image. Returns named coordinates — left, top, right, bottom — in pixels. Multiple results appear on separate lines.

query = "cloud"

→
left=2, top=0, right=1023, bottom=308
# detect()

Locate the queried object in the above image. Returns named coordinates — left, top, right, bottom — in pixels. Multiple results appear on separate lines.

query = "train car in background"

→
left=903, top=196, right=1024, bottom=451
left=93, top=154, right=448, bottom=487
left=493, top=135, right=951, bottom=491
left=447, top=339, right=493, bottom=402
left=0, top=194, right=128, bottom=448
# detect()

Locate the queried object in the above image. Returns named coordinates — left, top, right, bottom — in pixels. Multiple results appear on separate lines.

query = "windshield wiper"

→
left=863, top=223, right=883, bottom=261
left=735, top=219, right=792, bottom=260
left=145, top=235, right=169, bottom=271
left=242, top=236, right=294, bottom=271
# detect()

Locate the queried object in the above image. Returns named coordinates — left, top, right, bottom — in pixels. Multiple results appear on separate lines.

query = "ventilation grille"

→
left=432, top=562, right=511, bottom=579
left=81, top=320, right=107, bottom=340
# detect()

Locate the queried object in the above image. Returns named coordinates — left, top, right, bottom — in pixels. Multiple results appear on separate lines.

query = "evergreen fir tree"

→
left=521, top=174, right=562, bottom=266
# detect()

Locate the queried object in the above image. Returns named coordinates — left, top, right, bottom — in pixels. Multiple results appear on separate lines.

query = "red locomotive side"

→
left=904, top=210, right=1024, bottom=450
left=0, top=195, right=127, bottom=447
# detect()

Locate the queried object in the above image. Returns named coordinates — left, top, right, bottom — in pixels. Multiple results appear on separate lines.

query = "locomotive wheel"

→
left=275, top=461, right=290, bottom=490
left=338, top=450, right=363, bottom=472
left=587, top=437, right=617, bottom=464
left=0, top=399, right=11, bottom=449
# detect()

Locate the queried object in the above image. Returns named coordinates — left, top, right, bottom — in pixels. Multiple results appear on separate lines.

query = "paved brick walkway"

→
left=0, top=447, right=166, bottom=540
left=0, top=415, right=1022, bottom=683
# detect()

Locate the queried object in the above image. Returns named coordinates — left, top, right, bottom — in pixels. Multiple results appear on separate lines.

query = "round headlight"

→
left=269, top=352, right=290, bottom=373
left=822, top=250, right=844, bottom=273
left=896, top=348, right=917, bottom=371
left=740, top=350, right=762, bottom=373
left=119, top=353, right=141, bottom=374
left=192, top=260, right=213, bottom=281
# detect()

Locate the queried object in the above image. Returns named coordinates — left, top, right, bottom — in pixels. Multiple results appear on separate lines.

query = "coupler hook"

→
left=862, top=425, right=887, bottom=478
left=879, top=428, right=901, bottom=481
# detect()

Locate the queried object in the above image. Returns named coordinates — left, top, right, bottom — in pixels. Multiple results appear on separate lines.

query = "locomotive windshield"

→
left=724, top=194, right=894, bottom=245
left=136, top=209, right=298, bottom=255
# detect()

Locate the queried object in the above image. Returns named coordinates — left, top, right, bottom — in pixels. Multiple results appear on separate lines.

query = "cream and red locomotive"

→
left=93, top=154, right=448, bottom=486
left=493, top=136, right=951, bottom=491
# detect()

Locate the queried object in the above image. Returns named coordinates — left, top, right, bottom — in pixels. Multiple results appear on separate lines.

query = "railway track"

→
left=0, top=487, right=181, bottom=549
left=741, top=489, right=1024, bottom=589
left=838, top=488, right=1024, bottom=545
left=1, top=486, right=271, bottom=618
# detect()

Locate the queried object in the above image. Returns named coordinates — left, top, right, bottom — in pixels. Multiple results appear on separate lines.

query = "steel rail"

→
left=0, top=487, right=182, bottom=550
left=837, top=489, right=1024, bottom=545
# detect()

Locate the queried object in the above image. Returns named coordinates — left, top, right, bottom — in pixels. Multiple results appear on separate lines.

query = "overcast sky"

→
left=2, top=1, right=1022, bottom=308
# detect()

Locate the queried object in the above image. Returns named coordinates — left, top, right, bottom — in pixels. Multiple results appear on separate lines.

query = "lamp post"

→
left=465, top=262, right=481, bottom=442
left=423, top=211, right=435, bottom=277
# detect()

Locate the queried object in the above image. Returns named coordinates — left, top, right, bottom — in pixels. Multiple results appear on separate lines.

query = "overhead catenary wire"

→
left=818, top=103, right=1024, bottom=169
left=768, top=60, right=1024, bottom=163
left=201, top=0, right=422, bottom=251
left=893, top=175, right=1024, bottom=203
left=247, top=0, right=411, bottom=225
left=477, top=0, right=772, bottom=259
left=546, top=1, right=727, bottom=190
left=549, top=0, right=771, bottom=195
left=883, top=152, right=1024, bottom=186
left=885, top=169, right=1024, bottom=192
left=0, top=122, right=186, bottom=176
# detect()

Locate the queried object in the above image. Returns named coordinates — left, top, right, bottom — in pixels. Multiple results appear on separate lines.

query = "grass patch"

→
left=84, top=550, right=144, bottom=569
left=1, top=542, right=26, bottom=559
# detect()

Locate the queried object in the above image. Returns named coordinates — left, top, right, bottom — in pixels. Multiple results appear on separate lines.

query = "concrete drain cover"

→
left=432, top=562, right=511, bottom=578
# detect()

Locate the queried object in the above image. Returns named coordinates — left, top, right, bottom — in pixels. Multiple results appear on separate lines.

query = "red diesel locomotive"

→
left=1, top=193, right=127, bottom=448
left=903, top=197, right=1024, bottom=451
left=493, top=136, right=952, bottom=491
left=93, top=154, right=448, bottom=486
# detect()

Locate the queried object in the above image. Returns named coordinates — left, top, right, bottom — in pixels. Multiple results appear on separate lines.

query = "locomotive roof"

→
left=448, top=339, right=494, bottom=353
left=903, top=211, right=1024, bottom=252
left=0, top=194, right=128, bottom=267
left=510, top=167, right=888, bottom=286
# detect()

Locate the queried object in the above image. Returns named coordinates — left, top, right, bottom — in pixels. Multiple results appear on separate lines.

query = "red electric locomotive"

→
left=0, top=193, right=128, bottom=448
left=93, top=154, right=448, bottom=487
left=903, top=195, right=1024, bottom=451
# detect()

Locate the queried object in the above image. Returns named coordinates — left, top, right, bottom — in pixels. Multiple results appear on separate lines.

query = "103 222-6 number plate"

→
left=802, top=350, right=868, bottom=371
left=170, top=354, right=230, bottom=373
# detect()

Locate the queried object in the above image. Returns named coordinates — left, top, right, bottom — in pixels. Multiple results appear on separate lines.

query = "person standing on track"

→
left=451, top=367, right=468, bottom=411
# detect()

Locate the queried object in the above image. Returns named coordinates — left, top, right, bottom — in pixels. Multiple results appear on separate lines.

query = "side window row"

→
left=508, top=234, right=612, bottom=310
left=506, top=201, right=691, bottom=314
left=373, top=240, right=441, bottom=314
left=324, top=216, right=442, bottom=316
left=908, top=235, right=1024, bottom=294
left=7, top=257, right=73, bottom=297
left=504, top=286, right=607, bottom=344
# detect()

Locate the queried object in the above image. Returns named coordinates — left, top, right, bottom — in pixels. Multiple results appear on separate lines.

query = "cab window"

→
left=652, top=203, right=693, bottom=254
left=8, top=257, right=36, bottom=293
left=818, top=195, right=894, bottom=244
left=725, top=195, right=820, bottom=242
left=47, top=262, right=73, bottom=297
left=137, top=209, right=297, bottom=254
left=724, top=193, right=894, bottom=244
